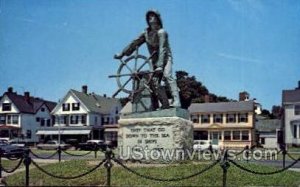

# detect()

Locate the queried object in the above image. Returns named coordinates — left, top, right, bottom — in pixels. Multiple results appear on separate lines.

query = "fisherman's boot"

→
left=170, top=83, right=181, bottom=107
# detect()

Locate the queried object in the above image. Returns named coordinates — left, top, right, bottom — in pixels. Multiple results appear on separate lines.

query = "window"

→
left=12, top=115, right=18, bottom=124
left=94, top=117, right=98, bottom=125
left=191, top=114, right=199, bottom=123
left=261, top=137, right=265, bottom=144
left=295, top=105, right=300, bottom=115
left=7, top=115, right=11, bottom=124
left=36, top=117, right=40, bottom=122
left=2, top=103, right=11, bottom=111
left=115, top=107, right=119, bottom=114
left=47, top=119, right=51, bottom=127
left=201, top=114, right=210, bottom=124
left=115, top=116, right=119, bottom=124
left=72, top=103, right=80, bottom=111
left=41, top=108, right=45, bottom=112
left=238, top=113, right=248, bottom=123
left=294, top=125, right=297, bottom=138
left=81, top=115, right=86, bottom=124
left=226, top=114, right=236, bottom=123
left=0, top=115, right=5, bottom=124
left=70, top=115, right=79, bottom=124
left=213, top=114, right=223, bottom=123
left=194, top=131, right=208, bottom=140
left=26, top=130, right=31, bottom=139
left=224, top=131, right=231, bottom=140
left=242, top=131, right=249, bottom=140
left=62, top=103, right=70, bottom=111
left=232, top=131, right=241, bottom=140
left=41, top=119, right=45, bottom=127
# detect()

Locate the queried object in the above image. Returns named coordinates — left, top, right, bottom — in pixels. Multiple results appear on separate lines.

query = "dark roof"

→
left=188, top=101, right=254, bottom=113
left=282, top=89, right=300, bottom=103
left=255, top=119, right=282, bottom=132
left=71, top=90, right=120, bottom=114
left=4, top=92, right=56, bottom=114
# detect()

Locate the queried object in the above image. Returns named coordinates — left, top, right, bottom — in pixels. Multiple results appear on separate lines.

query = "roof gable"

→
left=282, top=89, right=300, bottom=103
left=3, top=92, right=56, bottom=114
left=71, top=89, right=120, bottom=114
left=188, top=101, right=254, bottom=113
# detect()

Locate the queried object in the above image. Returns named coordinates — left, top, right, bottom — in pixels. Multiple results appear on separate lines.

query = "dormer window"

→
left=2, top=103, right=11, bottom=111
left=72, top=103, right=80, bottom=111
left=62, top=103, right=70, bottom=111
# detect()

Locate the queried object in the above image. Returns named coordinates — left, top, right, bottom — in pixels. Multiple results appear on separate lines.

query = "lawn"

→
left=5, top=159, right=300, bottom=186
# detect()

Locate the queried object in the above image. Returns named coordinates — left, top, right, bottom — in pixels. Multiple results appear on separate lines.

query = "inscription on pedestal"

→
left=122, top=125, right=173, bottom=149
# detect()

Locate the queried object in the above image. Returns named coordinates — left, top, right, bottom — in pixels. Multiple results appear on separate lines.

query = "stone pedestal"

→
left=118, top=108, right=193, bottom=162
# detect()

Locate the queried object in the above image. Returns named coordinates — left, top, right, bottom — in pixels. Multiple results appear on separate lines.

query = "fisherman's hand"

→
left=114, top=53, right=123, bottom=59
left=154, top=67, right=163, bottom=72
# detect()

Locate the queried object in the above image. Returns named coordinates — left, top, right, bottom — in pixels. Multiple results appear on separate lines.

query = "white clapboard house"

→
left=282, top=81, right=300, bottom=148
left=36, top=86, right=121, bottom=144
left=0, top=87, right=56, bottom=143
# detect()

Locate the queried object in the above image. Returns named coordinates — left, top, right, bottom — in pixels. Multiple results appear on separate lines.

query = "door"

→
left=212, top=132, right=219, bottom=145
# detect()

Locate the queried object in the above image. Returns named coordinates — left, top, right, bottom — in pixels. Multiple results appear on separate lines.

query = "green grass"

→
left=5, top=159, right=300, bottom=186
left=1, top=159, right=24, bottom=170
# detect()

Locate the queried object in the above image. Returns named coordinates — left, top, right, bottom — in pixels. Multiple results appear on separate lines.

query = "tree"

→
left=176, top=71, right=209, bottom=109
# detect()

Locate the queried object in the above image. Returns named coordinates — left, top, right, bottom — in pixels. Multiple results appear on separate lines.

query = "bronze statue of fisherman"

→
left=114, top=10, right=180, bottom=110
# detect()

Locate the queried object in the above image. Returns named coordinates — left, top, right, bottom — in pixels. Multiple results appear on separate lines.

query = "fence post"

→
left=282, top=148, right=286, bottom=168
left=58, top=146, right=61, bottom=163
left=104, top=148, right=114, bottom=187
left=94, top=144, right=98, bottom=159
left=220, top=150, right=230, bottom=187
left=0, top=149, right=2, bottom=178
left=245, top=145, right=249, bottom=163
left=23, top=149, right=31, bottom=187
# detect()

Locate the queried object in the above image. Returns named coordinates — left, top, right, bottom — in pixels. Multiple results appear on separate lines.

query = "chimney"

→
left=24, top=92, right=30, bottom=102
left=297, top=81, right=300, bottom=90
left=7, top=87, right=13, bottom=93
left=82, top=85, right=88, bottom=94
left=239, top=92, right=249, bottom=101
left=103, top=94, right=107, bottom=98
left=204, top=95, right=210, bottom=103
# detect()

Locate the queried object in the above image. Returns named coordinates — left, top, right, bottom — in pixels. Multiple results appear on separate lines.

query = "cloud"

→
left=217, top=52, right=261, bottom=63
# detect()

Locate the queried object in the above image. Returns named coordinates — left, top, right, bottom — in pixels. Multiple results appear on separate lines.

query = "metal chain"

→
left=113, top=158, right=220, bottom=182
left=229, top=158, right=300, bottom=175
left=5, top=155, right=23, bottom=160
left=62, top=150, right=93, bottom=157
left=31, top=158, right=106, bottom=179
left=232, top=148, right=246, bottom=156
left=286, top=152, right=300, bottom=161
left=30, top=150, right=58, bottom=159
left=1, top=158, right=24, bottom=173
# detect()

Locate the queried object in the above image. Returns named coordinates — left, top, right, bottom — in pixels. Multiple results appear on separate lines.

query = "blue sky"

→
left=0, top=0, right=299, bottom=110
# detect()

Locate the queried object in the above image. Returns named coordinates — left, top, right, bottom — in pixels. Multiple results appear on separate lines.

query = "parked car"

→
left=36, top=140, right=71, bottom=150
left=0, top=141, right=26, bottom=158
left=193, top=140, right=219, bottom=152
left=9, top=138, right=31, bottom=147
left=77, top=140, right=105, bottom=151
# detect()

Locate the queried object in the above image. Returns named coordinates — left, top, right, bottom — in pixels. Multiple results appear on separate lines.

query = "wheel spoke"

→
left=120, top=59, right=134, bottom=74
left=108, top=73, right=132, bottom=78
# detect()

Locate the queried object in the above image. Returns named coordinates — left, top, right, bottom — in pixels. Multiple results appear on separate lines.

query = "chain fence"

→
left=30, top=150, right=58, bottom=159
left=0, top=147, right=299, bottom=187
left=62, top=150, right=93, bottom=157
left=1, top=157, right=24, bottom=173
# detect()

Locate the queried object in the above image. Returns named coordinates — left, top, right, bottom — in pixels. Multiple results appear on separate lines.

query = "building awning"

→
left=36, top=130, right=91, bottom=135
left=104, top=128, right=118, bottom=132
